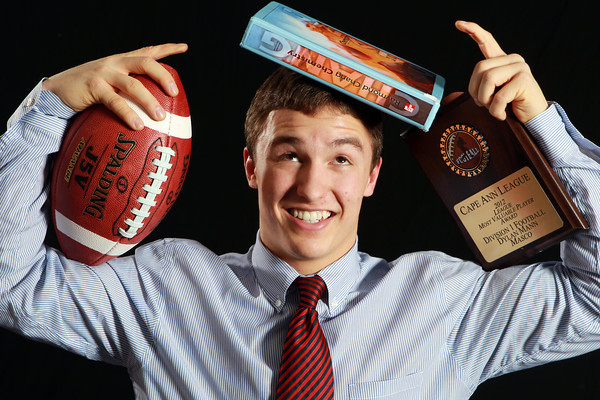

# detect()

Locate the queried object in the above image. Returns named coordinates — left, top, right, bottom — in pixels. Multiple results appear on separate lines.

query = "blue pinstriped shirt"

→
left=1, top=81, right=600, bottom=399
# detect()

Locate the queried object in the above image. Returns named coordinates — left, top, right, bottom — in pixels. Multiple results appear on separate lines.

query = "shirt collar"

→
left=251, top=231, right=361, bottom=313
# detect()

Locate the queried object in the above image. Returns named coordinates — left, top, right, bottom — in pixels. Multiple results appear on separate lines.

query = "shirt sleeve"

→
left=0, top=83, right=156, bottom=368
left=446, top=103, right=600, bottom=391
left=0, top=80, right=74, bottom=273
left=525, top=103, right=600, bottom=271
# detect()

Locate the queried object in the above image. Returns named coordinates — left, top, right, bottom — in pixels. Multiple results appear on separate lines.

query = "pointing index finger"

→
left=455, top=21, right=506, bottom=59
left=124, top=43, right=189, bottom=61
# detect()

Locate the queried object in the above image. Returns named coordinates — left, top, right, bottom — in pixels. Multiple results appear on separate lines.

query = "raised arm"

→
left=444, top=22, right=600, bottom=390
left=0, top=44, right=187, bottom=364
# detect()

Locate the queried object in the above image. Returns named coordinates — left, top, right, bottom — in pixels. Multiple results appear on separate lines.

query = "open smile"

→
left=288, top=209, right=333, bottom=224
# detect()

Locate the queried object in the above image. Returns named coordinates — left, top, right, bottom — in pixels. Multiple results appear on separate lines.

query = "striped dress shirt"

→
left=1, top=81, right=600, bottom=399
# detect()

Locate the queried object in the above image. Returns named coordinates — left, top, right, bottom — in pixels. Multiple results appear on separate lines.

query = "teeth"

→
left=291, top=209, right=332, bottom=223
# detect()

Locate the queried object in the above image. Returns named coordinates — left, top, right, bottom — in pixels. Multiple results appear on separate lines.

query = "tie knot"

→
left=294, top=276, right=326, bottom=309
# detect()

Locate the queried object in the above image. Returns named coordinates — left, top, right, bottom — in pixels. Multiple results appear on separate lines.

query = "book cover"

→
left=240, top=2, right=445, bottom=131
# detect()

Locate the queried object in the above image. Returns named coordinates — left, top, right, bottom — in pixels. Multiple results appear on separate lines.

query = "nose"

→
left=295, top=161, right=329, bottom=201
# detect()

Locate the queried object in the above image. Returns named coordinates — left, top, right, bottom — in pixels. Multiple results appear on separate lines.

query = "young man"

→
left=1, top=21, right=599, bottom=399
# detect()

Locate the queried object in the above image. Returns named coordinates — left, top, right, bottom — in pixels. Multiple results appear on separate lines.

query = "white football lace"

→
left=119, top=145, right=175, bottom=239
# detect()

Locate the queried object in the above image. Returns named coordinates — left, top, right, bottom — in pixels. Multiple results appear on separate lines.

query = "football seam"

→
left=118, top=145, right=175, bottom=239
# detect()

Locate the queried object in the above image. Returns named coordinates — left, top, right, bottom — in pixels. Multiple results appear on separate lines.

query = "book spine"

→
left=242, top=22, right=434, bottom=129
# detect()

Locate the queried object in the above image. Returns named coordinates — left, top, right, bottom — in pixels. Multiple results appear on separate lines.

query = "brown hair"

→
left=244, top=67, right=383, bottom=169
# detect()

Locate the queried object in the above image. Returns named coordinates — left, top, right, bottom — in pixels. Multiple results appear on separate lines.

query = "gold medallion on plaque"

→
left=440, top=124, right=490, bottom=177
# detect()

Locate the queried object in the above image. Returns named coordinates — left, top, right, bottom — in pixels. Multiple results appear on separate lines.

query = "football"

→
left=51, top=63, right=192, bottom=265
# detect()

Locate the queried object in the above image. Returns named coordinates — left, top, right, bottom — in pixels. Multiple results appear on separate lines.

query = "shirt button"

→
left=26, top=98, right=35, bottom=107
left=331, top=298, right=339, bottom=308
left=275, top=299, right=282, bottom=307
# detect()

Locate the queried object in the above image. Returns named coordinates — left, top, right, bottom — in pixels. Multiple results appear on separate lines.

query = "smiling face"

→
left=244, top=107, right=382, bottom=275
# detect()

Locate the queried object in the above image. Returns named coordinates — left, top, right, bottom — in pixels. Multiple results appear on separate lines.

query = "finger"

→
left=469, top=55, right=527, bottom=108
left=107, top=45, right=189, bottom=119
left=110, top=72, right=167, bottom=122
left=487, top=79, right=526, bottom=121
left=490, top=73, right=548, bottom=123
left=455, top=20, right=506, bottom=59
left=93, top=82, right=145, bottom=130
left=117, top=44, right=188, bottom=97
left=117, top=56, right=181, bottom=97
left=124, top=43, right=189, bottom=60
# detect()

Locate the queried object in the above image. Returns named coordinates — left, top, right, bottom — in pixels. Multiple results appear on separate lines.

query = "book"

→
left=240, top=2, right=445, bottom=131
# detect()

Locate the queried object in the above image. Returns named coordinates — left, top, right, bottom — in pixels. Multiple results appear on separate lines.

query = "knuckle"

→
left=123, top=45, right=153, bottom=58
left=124, top=76, right=142, bottom=92
left=137, top=55, right=156, bottom=70
left=508, top=53, right=526, bottom=63
left=473, top=59, right=487, bottom=73
left=87, top=76, right=104, bottom=91
left=521, top=63, right=533, bottom=75
left=137, top=54, right=152, bottom=65
left=137, top=46, right=157, bottom=56
left=106, top=95, right=127, bottom=111
left=489, top=101, right=506, bottom=118
left=481, top=27, right=493, bottom=39
left=480, top=68, right=497, bottom=84
left=138, top=45, right=154, bottom=53
left=467, top=86, right=477, bottom=98
left=493, top=90, right=510, bottom=104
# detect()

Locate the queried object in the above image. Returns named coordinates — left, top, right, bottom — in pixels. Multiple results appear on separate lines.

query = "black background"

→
left=1, top=0, right=599, bottom=398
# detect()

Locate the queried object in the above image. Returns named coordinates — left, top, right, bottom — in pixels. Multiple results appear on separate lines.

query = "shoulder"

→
left=388, top=250, right=483, bottom=276
left=356, top=249, right=484, bottom=296
left=133, top=237, right=250, bottom=270
left=130, top=238, right=256, bottom=290
left=387, top=250, right=486, bottom=311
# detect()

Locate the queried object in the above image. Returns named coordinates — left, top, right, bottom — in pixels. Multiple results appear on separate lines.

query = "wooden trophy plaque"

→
left=404, top=92, right=588, bottom=270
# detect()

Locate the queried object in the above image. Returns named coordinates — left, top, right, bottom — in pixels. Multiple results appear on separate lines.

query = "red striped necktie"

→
left=276, top=276, right=334, bottom=399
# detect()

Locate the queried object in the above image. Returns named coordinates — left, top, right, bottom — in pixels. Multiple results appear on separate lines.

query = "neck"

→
left=289, top=261, right=328, bottom=276
left=282, top=246, right=355, bottom=276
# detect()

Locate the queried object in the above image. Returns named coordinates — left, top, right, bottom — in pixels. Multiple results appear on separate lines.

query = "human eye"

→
left=333, top=155, right=351, bottom=165
left=281, top=152, right=299, bottom=162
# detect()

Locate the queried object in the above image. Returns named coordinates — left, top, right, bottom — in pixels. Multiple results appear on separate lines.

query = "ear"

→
left=363, top=157, right=382, bottom=197
left=243, top=147, right=258, bottom=189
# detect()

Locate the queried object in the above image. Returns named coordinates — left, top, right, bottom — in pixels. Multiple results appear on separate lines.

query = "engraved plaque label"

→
left=454, top=167, right=564, bottom=263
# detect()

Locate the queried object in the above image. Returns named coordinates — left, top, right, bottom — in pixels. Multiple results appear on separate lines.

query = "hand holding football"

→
left=51, top=64, right=192, bottom=265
